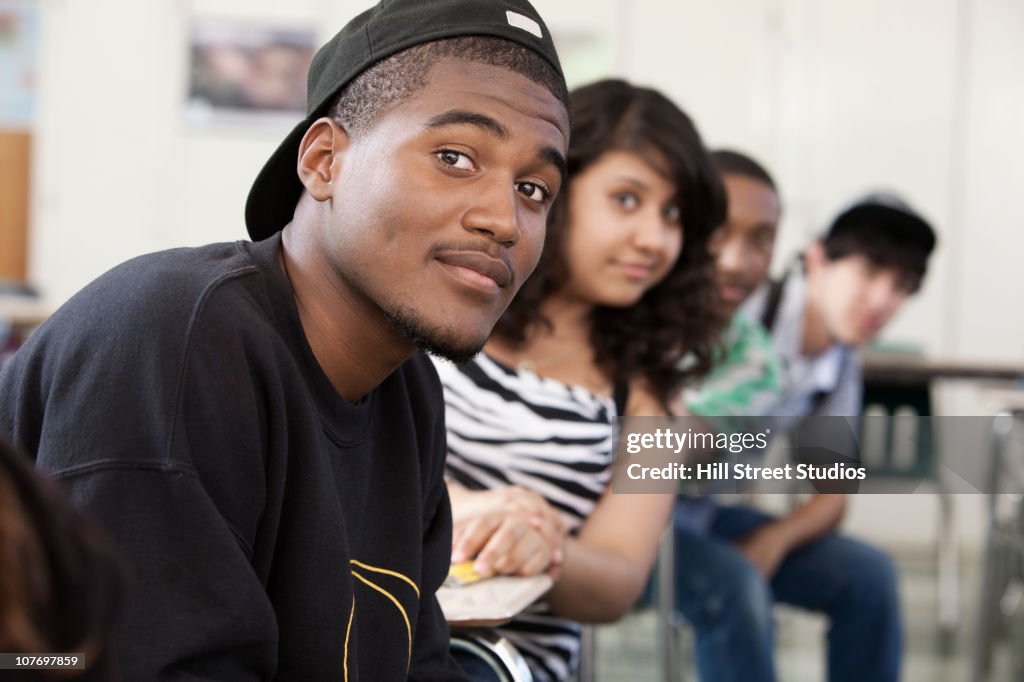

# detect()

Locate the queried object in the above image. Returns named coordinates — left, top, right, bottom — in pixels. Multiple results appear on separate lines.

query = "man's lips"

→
left=435, top=250, right=513, bottom=288
left=719, top=281, right=751, bottom=303
left=858, top=316, right=886, bottom=336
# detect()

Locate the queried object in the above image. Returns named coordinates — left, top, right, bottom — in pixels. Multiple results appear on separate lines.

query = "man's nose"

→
left=462, top=177, right=519, bottom=246
left=867, top=275, right=907, bottom=313
left=715, top=237, right=748, bottom=277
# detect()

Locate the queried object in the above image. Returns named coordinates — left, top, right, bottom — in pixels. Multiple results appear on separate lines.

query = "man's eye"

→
left=897, top=275, right=918, bottom=294
left=437, top=150, right=474, bottom=171
left=517, top=181, right=549, bottom=204
left=862, top=262, right=882, bottom=278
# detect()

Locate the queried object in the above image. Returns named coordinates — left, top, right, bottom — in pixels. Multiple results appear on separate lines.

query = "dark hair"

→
left=0, top=440, right=127, bottom=679
left=823, top=193, right=937, bottom=292
left=711, top=149, right=776, bottom=192
left=331, top=35, right=569, bottom=137
left=493, top=79, right=728, bottom=407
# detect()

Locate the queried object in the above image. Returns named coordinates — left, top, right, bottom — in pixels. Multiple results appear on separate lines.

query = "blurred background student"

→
left=674, top=150, right=937, bottom=682
left=0, top=439, right=127, bottom=681
left=433, top=78, right=726, bottom=681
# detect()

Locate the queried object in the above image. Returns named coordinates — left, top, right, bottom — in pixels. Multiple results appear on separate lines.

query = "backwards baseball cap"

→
left=244, top=0, right=564, bottom=242
left=824, top=192, right=937, bottom=279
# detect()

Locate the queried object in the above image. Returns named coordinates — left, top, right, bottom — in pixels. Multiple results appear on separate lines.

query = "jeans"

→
left=672, top=503, right=902, bottom=682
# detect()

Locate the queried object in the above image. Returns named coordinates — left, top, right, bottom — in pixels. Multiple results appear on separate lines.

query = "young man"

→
left=684, top=150, right=784, bottom=422
left=676, top=150, right=937, bottom=682
left=0, top=1, right=570, bottom=679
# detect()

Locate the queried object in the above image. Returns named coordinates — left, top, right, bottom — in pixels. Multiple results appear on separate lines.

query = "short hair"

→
left=330, top=35, right=569, bottom=137
left=494, top=78, right=728, bottom=406
left=711, top=149, right=776, bottom=192
left=823, top=193, right=937, bottom=291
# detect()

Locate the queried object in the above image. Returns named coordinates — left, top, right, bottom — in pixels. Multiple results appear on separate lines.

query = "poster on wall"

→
left=185, top=21, right=315, bottom=127
left=0, top=1, right=40, bottom=129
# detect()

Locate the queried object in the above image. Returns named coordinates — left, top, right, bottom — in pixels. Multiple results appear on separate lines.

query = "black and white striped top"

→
left=433, top=353, right=617, bottom=681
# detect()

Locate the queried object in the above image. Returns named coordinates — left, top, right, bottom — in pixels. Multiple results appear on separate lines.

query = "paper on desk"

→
left=437, top=574, right=553, bottom=626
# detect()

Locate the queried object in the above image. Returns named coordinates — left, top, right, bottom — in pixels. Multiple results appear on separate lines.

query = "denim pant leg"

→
left=694, top=504, right=901, bottom=682
left=673, top=506, right=777, bottom=682
left=767, top=531, right=903, bottom=682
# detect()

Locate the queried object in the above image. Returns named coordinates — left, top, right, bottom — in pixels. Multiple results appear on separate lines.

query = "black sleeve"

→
left=0, top=275, right=279, bottom=680
left=409, top=484, right=470, bottom=682
left=406, top=355, right=470, bottom=682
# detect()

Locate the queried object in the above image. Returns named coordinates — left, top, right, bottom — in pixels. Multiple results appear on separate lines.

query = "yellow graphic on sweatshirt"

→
left=344, top=559, right=420, bottom=680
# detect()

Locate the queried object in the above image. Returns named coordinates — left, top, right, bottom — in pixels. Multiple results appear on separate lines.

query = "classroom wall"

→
left=27, top=0, right=1024, bottom=361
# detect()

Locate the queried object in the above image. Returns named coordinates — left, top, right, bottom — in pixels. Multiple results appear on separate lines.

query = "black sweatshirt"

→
left=0, top=235, right=467, bottom=681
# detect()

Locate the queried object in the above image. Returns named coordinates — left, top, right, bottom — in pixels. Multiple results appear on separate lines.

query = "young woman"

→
left=434, top=78, right=726, bottom=681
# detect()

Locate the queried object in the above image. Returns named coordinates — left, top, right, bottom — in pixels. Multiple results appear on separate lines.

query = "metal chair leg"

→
left=657, top=528, right=683, bottom=682
left=451, top=631, right=535, bottom=682
left=970, top=412, right=1019, bottom=680
left=577, top=625, right=596, bottom=682
left=936, top=482, right=960, bottom=652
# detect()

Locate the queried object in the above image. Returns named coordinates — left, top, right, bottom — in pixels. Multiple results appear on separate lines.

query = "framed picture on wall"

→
left=0, top=1, right=40, bottom=129
left=185, top=21, right=315, bottom=127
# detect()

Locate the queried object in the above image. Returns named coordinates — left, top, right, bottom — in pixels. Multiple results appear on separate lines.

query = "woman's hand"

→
left=449, top=485, right=568, bottom=578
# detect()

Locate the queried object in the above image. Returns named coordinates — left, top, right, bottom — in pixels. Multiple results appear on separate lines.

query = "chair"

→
left=450, top=630, right=534, bottom=682
left=859, top=376, right=960, bottom=650
left=971, top=409, right=1024, bottom=681
left=576, top=625, right=596, bottom=682
left=580, top=529, right=689, bottom=682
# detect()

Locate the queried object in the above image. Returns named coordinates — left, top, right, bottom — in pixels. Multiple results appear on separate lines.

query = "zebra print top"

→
left=433, top=353, right=618, bottom=682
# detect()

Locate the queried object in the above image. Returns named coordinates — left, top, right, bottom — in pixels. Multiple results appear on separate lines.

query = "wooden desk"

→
left=863, top=354, right=1024, bottom=386
left=977, top=387, right=1024, bottom=415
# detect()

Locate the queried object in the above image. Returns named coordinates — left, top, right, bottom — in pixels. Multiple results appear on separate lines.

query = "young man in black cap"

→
left=0, top=1, right=569, bottom=679
left=748, top=192, right=936, bottom=425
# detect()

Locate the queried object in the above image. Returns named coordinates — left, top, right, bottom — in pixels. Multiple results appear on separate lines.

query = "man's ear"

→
left=804, top=240, right=827, bottom=277
left=297, top=117, right=350, bottom=202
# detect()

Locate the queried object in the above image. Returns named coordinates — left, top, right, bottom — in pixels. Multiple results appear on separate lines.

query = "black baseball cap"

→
left=827, top=194, right=936, bottom=251
left=244, top=0, right=565, bottom=242
left=824, top=193, right=937, bottom=279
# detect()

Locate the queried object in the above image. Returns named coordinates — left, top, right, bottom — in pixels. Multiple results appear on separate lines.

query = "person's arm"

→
left=407, top=370, right=471, bottom=682
left=544, top=492, right=674, bottom=622
left=409, top=483, right=471, bottom=681
left=812, top=350, right=863, bottom=418
left=0, top=284, right=279, bottom=680
left=733, top=493, right=847, bottom=578
left=543, top=383, right=676, bottom=622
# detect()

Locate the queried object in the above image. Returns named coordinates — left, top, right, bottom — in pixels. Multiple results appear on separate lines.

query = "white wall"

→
left=953, top=0, right=1024, bottom=360
left=30, top=0, right=339, bottom=302
left=27, top=0, right=1024, bottom=355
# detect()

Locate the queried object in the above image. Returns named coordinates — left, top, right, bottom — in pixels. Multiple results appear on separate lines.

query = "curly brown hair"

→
left=492, top=79, right=727, bottom=407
